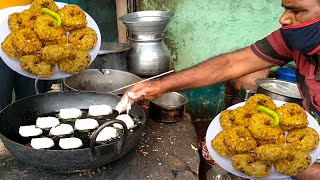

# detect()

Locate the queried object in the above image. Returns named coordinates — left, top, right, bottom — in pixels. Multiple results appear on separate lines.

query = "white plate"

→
left=0, top=2, right=101, bottom=80
left=205, top=100, right=320, bottom=180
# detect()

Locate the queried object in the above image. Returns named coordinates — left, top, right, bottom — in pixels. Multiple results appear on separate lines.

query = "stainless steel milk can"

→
left=128, top=35, right=170, bottom=77
left=120, top=11, right=173, bottom=77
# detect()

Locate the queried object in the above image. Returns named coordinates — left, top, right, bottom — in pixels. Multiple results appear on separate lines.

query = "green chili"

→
left=257, top=105, right=280, bottom=126
left=41, top=8, right=61, bottom=27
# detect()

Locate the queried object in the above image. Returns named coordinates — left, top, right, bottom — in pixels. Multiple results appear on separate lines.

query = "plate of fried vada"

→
left=206, top=94, right=320, bottom=180
left=0, top=0, right=101, bottom=80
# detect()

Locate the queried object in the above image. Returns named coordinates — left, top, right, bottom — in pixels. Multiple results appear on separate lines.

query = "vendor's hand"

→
left=116, top=80, right=166, bottom=114
left=122, top=80, right=166, bottom=102
left=294, top=163, right=320, bottom=180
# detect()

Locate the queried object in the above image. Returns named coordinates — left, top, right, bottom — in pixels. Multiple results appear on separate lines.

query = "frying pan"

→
left=62, top=69, right=142, bottom=95
left=0, top=91, right=146, bottom=172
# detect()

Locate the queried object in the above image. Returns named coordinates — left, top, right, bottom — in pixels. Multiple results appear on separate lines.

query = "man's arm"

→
left=122, top=46, right=275, bottom=101
left=161, top=47, right=275, bottom=93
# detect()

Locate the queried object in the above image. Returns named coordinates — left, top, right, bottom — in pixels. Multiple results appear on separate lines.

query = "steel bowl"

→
left=120, top=11, right=173, bottom=35
left=149, top=92, right=188, bottom=123
left=255, top=78, right=302, bottom=105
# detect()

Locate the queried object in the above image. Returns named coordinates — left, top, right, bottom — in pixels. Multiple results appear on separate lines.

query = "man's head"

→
left=280, top=0, right=320, bottom=26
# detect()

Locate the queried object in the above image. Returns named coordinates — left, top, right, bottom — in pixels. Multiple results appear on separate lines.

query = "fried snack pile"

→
left=211, top=94, right=319, bottom=178
left=1, top=0, right=98, bottom=77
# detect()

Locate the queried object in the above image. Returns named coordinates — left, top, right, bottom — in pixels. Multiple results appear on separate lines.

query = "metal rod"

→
left=108, top=70, right=174, bottom=93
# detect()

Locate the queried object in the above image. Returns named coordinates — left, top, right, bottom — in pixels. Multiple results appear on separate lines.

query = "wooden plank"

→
left=115, top=0, right=128, bottom=43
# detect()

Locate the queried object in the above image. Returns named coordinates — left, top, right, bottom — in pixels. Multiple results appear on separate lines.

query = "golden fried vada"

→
left=41, top=34, right=68, bottom=46
left=276, top=103, right=308, bottom=131
left=224, top=126, right=257, bottom=154
left=233, top=106, right=256, bottom=127
left=245, top=94, right=277, bottom=111
left=211, top=130, right=236, bottom=158
left=58, top=4, right=87, bottom=31
left=12, top=28, right=42, bottom=55
left=256, top=134, right=286, bottom=146
left=68, top=27, right=97, bottom=51
left=8, top=13, right=24, bottom=32
left=34, top=14, right=65, bottom=41
left=274, top=151, right=311, bottom=176
left=219, top=105, right=256, bottom=129
left=40, top=45, right=71, bottom=62
left=57, top=50, right=91, bottom=74
left=30, top=0, right=59, bottom=12
left=20, top=54, right=55, bottom=77
left=219, top=110, right=237, bottom=129
left=255, top=144, right=289, bottom=161
left=1, top=32, right=23, bottom=59
left=248, top=113, right=284, bottom=140
left=287, top=127, right=319, bottom=152
left=20, top=9, right=41, bottom=30
left=231, top=153, right=271, bottom=178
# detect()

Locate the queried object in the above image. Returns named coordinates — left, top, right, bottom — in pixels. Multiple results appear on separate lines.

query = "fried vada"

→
left=233, top=106, right=256, bottom=127
left=40, top=45, right=71, bottom=62
left=219, top=110, right=237, bottom=129
left=276, top=103, right=308, bottom=131
left=274, top=151, right=311, bottom=176
left=245, top=94, right=277, bottom=111
left=68, top=27, right=97, bottom=51
left=12, top=28, right=42, bottom=55
left=211, top=130, right=236, bottom=158
left=231, top=153, right=271, bottom=178
left=20, top=54, right=55, bottom=77
left=255, top=144, right=289, bottom=161
left=248, top=113, right=284, bottom=140
left=30, top=0, right=59, bottom=12
left=209, top=94, right=320, bottom=178
left=58, top=4, right=87, bottom=31
left=41, top=34, right=68, bottom=46
left=57, top=50, right=91, bottom=74
left=287, top=127, right=319, bottom=152
left=8, top=13, right=24, bottom=32
left=20, top=9, right=41, bottom=30
left=1, top=32, right=23, bottom=58
left=224, top=126, right=257, bottom=154
left=34, top=14, right=65, bottom=41
left=256, top=134, right=286, bottom=146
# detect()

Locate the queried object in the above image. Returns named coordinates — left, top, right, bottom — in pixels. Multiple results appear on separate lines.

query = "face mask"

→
left=281, top=17, right=320, bottom=55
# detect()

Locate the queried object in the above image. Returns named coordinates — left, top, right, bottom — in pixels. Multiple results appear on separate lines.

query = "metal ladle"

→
left=108, top=70, right=174, bottom=94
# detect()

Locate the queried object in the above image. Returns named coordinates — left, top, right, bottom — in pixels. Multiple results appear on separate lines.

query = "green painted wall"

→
left=139, top=0, right=283, bottom=118
left=85, top=0, right=118, bottom=42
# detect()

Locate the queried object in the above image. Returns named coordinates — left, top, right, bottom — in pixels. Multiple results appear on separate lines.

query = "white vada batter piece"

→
left=115, top=94, right=134, bottom=114
left=36, top=117, right=60, bottom=129
left=113, top=114, right=135, bottom=129
left=31, top=137, right=55, bottom=149
left=19, top=125, right=43, bottom=137
left=49, top=124, right=74, bottom=136
left=59, top=108, right=82, bottom=119
left=59, top=137, right=83, bottom=149
left=75, top=118, right=99, bottom=130
left=88, top=104, right=113, bottom=116
left=96, top=127, right=117, bottom=142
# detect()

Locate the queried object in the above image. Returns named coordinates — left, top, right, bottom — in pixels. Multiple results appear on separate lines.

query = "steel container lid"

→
left=119, top=11, right=173, bottom=35
left=255, top=78, right=302, bottom=99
